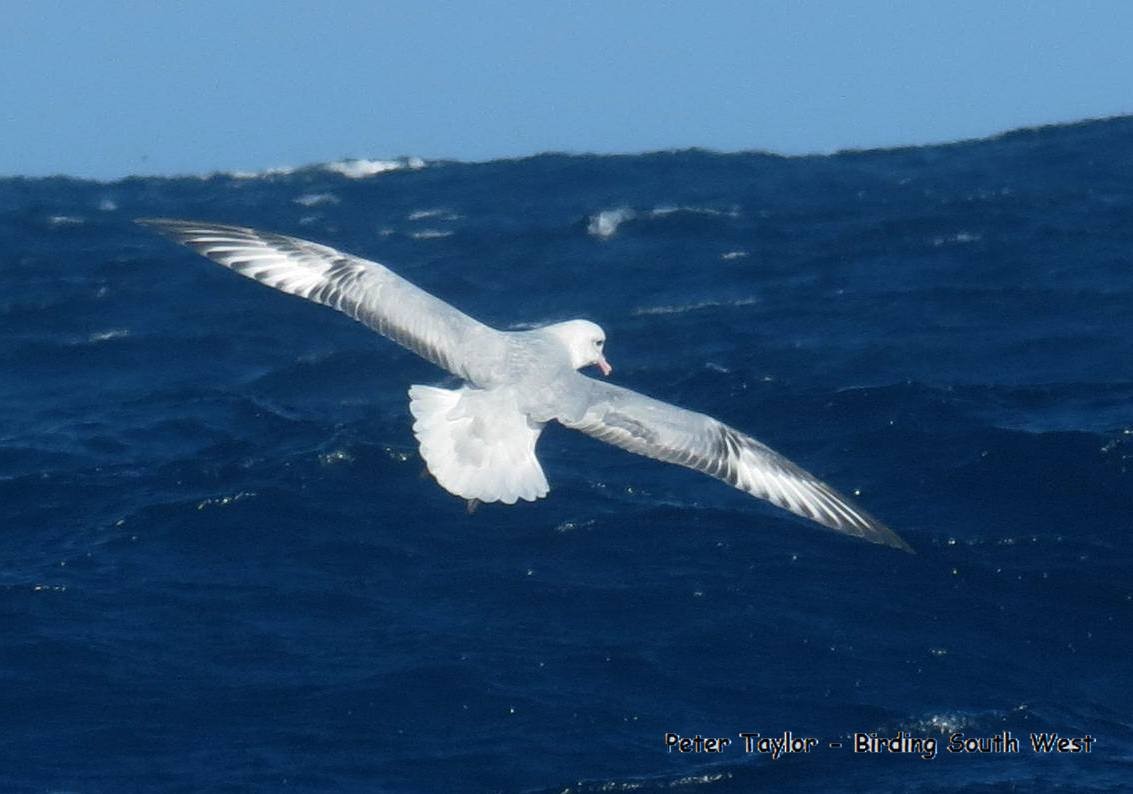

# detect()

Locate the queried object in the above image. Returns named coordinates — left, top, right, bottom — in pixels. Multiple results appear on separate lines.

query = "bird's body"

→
left=140, top=218, right=913, bottom=552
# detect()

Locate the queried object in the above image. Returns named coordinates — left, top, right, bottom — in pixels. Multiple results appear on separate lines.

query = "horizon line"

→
left=5, top=112, right=1130, bottom=185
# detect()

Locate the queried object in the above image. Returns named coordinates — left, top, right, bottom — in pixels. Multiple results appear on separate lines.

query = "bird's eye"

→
left=596, top=339, right=604, bottom=348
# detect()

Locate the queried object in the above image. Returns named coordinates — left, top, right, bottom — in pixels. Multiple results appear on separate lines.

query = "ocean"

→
left=1, top=117, right=1130, bottom=792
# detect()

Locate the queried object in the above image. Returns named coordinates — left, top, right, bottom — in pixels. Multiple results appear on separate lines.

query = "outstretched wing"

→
left=558, top=377, right=912, bottom=551
left=138, top=219, right=507, bottom=385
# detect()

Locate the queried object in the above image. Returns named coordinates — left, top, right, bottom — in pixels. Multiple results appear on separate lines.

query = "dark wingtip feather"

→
left=831, top=497, right=914, bottom=554
left=870, top=523, right=916, bottom=554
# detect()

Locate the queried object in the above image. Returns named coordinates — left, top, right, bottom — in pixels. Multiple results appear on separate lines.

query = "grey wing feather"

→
left=559, top=377, right=913, bottom=552
left=137, top=219, right=506, bottom=385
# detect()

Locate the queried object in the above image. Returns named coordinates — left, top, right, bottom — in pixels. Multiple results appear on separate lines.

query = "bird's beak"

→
left=597, top=355, right=612, bottom=376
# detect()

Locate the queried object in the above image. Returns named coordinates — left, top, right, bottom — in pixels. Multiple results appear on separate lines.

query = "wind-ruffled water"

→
left=2, top=118, right=1131, bottom=792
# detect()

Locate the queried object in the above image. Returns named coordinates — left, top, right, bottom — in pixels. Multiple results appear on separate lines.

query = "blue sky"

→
left=4, top=1, right=1132, bottom=179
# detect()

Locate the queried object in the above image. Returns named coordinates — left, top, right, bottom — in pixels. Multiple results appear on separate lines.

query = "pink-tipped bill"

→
left=597, top=356, right=612, bottom=376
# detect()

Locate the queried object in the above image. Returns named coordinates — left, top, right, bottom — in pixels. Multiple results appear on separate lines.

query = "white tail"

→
left=408, top=385, right=549, bottom=504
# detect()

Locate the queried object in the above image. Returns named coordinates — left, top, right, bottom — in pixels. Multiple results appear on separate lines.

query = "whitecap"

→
left=649, top=204, right=739, bottom=219
left=588, top=205, right=739, bottom=239
left=49, top=215, right=84, bottom=226
left=931, top=231, right=981, bottom=247
left=721, top=250, right=749, bottom=260
left=410, top=229, right=453, bottom=240
left=587, top=208, right=635, bottom=238
left=408, top=208, right=460, bottom=221
left=97, top=198, right=118, bottom=212
left=323, top=157, right=425, bottom=179
left=88, top=328, right=129, bottom=343
left=632, top=297, right=758, bottom=316
left=32, top=583, right=68, bottom=593
left=293, top=192, right=339, bottom=207
left=228, top=165, right=295, bottom=179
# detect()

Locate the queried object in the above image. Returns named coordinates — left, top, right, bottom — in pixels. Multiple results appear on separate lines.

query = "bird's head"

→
left=545, top=319, right=612, bottom=376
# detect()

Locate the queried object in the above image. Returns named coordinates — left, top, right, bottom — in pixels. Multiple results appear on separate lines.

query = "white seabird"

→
left=139, top=219, right=912, bottom=552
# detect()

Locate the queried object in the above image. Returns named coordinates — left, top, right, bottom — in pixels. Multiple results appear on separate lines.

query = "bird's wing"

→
left=557, top=376, right=912, bottom=551
left=138, top=219, right=507, bottom=384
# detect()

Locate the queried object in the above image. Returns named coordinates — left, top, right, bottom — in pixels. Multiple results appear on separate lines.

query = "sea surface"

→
left=2, top=118, right=1131, bottom=793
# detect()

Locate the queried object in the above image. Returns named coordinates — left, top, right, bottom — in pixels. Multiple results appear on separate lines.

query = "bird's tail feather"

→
left=409, top=385, right=548, bottom=505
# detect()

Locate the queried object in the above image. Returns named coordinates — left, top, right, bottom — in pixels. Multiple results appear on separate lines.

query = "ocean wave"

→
left=408, top=208, right=461, bottom=221
left=548, top=769, right=732, bottom=793
left=5, top=114, right=1132, bottom=793
left=195, top=490, right=257, bottom=511
left=87, top=328, right=130, bottom=343
left=292, top=192, right=340, bottom=207
left=632, top=297, right=758, bottom=316
left=12, top=116, right=1131, bottom=185
left=587, top=207, right=635, bottom=238
left=900, top=703, right=1033, bottom=737
left=228, top=165, right=296, bottom=179
left=223, top=156, right=427, bottom=181
left=22, top=327, right=132, bottom=348
left=650, top=204, right=739, bottom=219
left=587, top=204, right=740, bottom=238
left=319, top=449, right=355, bottom=466
left=930, top=231, right=981, bottom=246
left=323, top=156, right=426, bottom=179
left=48, top=215, right=85, bottom=226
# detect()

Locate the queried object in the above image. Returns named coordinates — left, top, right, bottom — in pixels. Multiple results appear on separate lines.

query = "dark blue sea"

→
left=2, top=117, right=1132, bottom=793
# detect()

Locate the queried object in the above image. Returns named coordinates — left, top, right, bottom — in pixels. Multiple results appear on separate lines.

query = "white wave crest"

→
left=931, top=231, right=981, bottom=247
left=410, top=229, right=453, bottom=240
left=324, top=159, right=401, bottom=178
left=587, top=208, right=636, bottom=238
left=323, top=156, right=427, bottom=179
left=721, top=250, right=749, bottom=260
left=88, top=328, right=129, bottom=342
left=408, top=208, right=460, bottom=221
left=229, top=165, right=295, bottom=179
left=632, top=297, right=758, bottom=316
left=292, top=192, right=340, bottom=207
left=588, top=204, right=740, bottom=239
left=649, top=205, right=738, bottom=219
